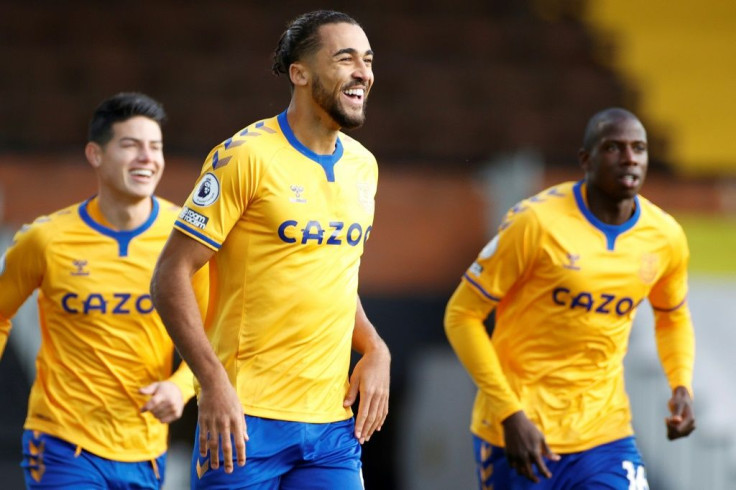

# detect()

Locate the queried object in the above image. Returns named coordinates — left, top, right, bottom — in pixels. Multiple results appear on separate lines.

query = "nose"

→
left=138, top=146, right=155, bottom=162
left=621, top=145, right=640, bottom=165
left=353, top=59, right=372, bottom=84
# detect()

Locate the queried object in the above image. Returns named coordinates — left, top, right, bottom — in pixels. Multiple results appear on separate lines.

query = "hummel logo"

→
left=196, top=458, right=210, bottom=479
left=71, top=260, right=90, bottom=276
left=290, top=185, right=307, bottom=203
left=563, top=253, right=581, bottom=270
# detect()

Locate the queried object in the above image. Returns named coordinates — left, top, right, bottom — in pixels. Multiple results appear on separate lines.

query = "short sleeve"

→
left=174, top=143, right=262, bottom=251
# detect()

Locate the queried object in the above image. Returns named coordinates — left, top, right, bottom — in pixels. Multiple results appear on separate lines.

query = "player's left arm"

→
left=344, top=295, right=391, bottom=444
left=649, top=225, right=696, bottom=440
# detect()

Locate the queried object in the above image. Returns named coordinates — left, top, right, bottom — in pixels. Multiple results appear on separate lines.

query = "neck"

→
left=94, top=192, right=153, bottom=231
left=585, top=184, right=635, bottom=226
left=285, top=101, right=340, bottom=155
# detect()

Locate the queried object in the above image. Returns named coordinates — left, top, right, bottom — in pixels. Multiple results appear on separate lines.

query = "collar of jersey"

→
left=277, top=110, right=343, bottom=182
left=78, top=196, right=160, bottom=257
left=573, top=180, right=640, bottom=251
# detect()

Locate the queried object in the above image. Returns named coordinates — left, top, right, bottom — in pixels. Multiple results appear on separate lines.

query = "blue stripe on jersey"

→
left=277, top=110, right=344, bottom=183
left=573, top=180, right=640, bottom=251
left=78, top=196, right=160, bottom=257
left=173, top=222, right=222, bottom=250
left=463, top=273, right=502, bottom=302
left=651, top=297, right=687, bottom=312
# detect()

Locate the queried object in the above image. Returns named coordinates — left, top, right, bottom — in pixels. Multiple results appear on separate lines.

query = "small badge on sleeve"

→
left=192, top=173, right=220, bottom=207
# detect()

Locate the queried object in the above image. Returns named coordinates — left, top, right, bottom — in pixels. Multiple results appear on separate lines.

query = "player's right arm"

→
left=0, top=221, right=48, bottom=358
left=151, top=230, right=247, bottom=474
left=444, top=201, right=558, bottom=482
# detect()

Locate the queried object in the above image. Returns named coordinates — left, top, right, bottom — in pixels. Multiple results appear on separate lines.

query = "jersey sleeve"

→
left=444, top=281, right=523, bottom=421
left=444, top=202, right=542, bottom=421
left=174, top=142, right=262, bottom=251
left=0, top=221, right=49, bottom=357
left=649, top=223, right=695, bottom=395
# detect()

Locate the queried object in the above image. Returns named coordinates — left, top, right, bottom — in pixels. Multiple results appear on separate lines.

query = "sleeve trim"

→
left=651, top=297, right=686, bottom=312
left=173, top=222, right=221, bottom=250
left=462, top=273, right=502, bottom=302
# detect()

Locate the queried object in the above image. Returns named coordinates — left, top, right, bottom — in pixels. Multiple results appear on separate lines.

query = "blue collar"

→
left=277, top=110, right=343, bottom=182
left=78, top=196, right=159, bottom=257
left=573, top=180, right=640, bottom=251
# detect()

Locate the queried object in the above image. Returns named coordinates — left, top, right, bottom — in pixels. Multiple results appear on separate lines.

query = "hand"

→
left=343, top=345, right=390, bottom=444
left=502, top=411, right=560, bottom=483
left=665, top=385, right=695, bottom=440
left=139, top=381, right=185, bottom=423
left=197, top=375, right=248, bottom=473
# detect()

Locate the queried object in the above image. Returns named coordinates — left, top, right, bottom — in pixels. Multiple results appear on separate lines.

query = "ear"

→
left=85, top=142, right=103, bottom=169
left=289, top=62, right=309, bottom=87
left=578, top=148, right=590, bottom=172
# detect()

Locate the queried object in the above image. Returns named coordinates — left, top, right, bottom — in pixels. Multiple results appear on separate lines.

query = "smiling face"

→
left=305, top=22, right=374, bottom=130
left=580, top=114, right=648, bottom=202
left=87, top=115, right=164, bottom=203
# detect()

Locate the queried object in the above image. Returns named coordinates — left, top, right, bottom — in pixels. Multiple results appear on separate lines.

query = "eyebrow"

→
left=119, top=136, right=163, bottom=144
left=332, top=48, right=374, bottom=57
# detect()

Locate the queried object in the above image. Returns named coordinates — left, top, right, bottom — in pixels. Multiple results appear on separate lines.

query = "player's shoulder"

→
left=202, top=115, right=292, bottom=177
left=637, top=194, right=685, bottom=237
left=154, top=196, right=184, bottom=222
left=338, top=131, right=375, bottom=159
left=11, top=201, right=81, bottom=246
left=500, top=182, right=575, bottom=230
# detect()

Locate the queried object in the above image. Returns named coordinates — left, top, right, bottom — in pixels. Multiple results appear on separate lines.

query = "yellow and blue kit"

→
left=174, top=111, right=378, bottom=424
left=0, top=196, right=209, bottom=462
left=445, top=180, right=695, bottom=453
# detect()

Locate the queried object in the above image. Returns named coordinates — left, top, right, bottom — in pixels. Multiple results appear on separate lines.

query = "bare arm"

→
left=343, top=295, right=391, bottom=444
left=150, top=230, right=247, bottom=473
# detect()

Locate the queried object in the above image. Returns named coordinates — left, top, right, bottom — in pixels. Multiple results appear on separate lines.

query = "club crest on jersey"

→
left=71, top=260, right=89, bottom=276
left=192, top=173, right=220, bottom=207
left=356, top=182, right=374, bottom=213
left=639, top=253, right=658, bottom=284
left=290, top=185, right=306, bottom=203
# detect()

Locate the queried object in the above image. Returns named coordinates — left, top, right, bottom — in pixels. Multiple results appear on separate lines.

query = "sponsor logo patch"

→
left=179, top=207, right=209, bottom=230
left=469, top=262, right=483, bottom=276
left=192, top=173, right=220, bottom=207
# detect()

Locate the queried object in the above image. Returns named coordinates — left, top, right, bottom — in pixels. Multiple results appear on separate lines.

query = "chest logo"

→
left=563, top=253, right=581, bottom=271
left=71, top=260, right=89, bottom=276
left=290, top=185, right=307, bottom=203
left=639, top=253, right=658, bottom=284
left=357, top=182, right=374, bottom=214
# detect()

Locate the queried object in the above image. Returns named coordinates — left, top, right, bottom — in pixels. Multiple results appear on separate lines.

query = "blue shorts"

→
left=21, top=430, right=166, bottom=489
left=192, top=416, right=363, bottom=490
left=473, top=435, right=649, bottom=490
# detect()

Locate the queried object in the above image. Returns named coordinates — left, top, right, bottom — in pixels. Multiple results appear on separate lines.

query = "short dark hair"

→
left=272, top=10, right=359, bottom=83
left=88, top=92, right=166, bottom=145
left=582, top=107, right=640, bottom=151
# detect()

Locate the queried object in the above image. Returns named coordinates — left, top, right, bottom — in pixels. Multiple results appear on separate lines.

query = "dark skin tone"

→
left=501, top=110, right=695, bottom=482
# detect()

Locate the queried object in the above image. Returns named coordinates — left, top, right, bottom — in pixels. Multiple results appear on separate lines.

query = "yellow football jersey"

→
left=0, top=196, right=208, bottom=461
left=174, top=112, right=377, bottom=423
left=445, top=181, right=695, bottom=453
